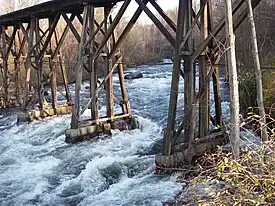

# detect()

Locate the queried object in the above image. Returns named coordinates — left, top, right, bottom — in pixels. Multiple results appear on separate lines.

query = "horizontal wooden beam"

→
left=0, top=0, right=126, bottom=26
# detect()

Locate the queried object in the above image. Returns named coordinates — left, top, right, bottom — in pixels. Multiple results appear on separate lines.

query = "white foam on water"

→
left=78, top=173, right=181, bottom=206
left=0, top=114, right=182, bottom=205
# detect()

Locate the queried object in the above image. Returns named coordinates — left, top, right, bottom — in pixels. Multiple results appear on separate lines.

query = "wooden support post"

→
left=1, top=26, right=8, bottom=107
left=17, top=56, right=24, bottom=102
left=246, top=0, right=268, bottom=141
left=183, top=0, right=195, bottom=145
left=212, top=56, right=222, bottom=127
left=35, top=18, right=44, bottom=110
left=225, top=0, right=240, bottom=158
left=60, top=58, right=71, bottom=103
left=23, top=20, right=34, bottom=110
left=110, top=15, right=131, bottom=115
left=104, top=7, right=114, bottom=119
left=53, top=30, right=71, bottom=104
left=207, top=0, right=222, bottom=127
left=49, top=18, right=57, bottom=110
left=106, top=57, right=114, bottom=118
left=179, top=0, right=207, bottom=52
left=199, top=0, right=209, bottom=137
left=163, top=0, right=185, bottom=156
left=71, top=6, right=89, bottom=129
left=117, top=55, right=130, bottom=115
left=14, top=31, right=20, bottom=105
left=88, top=5, right=99, bottom=121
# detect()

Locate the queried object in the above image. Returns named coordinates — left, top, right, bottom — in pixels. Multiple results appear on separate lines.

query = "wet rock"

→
left=129, top=116, right=140, bottom=130
left=112, top=119, right=129, bottom=131
left=124, top=72, right=143, bottom=79
left=44, top=90, right=50, bottom=96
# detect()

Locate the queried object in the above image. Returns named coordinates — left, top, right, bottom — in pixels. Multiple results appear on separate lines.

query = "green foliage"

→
left=238, top=69, right=275, bottom=114
left=238, top=70, right=258, bottom=110
left=262, top=71, right=275, bottom=110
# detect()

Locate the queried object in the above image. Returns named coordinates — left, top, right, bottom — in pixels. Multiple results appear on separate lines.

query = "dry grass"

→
left=173, top=138, right=275, bottom=206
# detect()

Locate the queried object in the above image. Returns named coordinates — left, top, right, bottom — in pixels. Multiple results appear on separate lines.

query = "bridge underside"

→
left=0, top=0, right=262, bottom=166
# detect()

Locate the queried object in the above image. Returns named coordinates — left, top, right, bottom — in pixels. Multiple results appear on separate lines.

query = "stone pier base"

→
left=155, top=131, right=229, bottom=170
left=65, top=115, right=139, bottom=143
left=17, top=105, right=72, bottom=122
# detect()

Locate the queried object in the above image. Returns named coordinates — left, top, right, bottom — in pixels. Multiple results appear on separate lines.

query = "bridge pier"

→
left=0, top=12, right=73, bottom=120
left=66, top=3, right=138, bottom=142
left=157, top=0, right=262, bottom=168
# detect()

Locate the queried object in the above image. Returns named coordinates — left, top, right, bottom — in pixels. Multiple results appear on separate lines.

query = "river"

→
left=0, top=63, right=231, bottom=206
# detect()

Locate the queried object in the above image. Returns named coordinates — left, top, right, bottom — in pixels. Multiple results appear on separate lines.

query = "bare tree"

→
left=225, top=0, right=240, bottom=159
left=0, top=0, right=41, bottom=14
left=246, top=0, right=268, bottom=141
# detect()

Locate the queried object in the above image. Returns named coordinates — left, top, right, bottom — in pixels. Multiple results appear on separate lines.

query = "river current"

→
left=0, top=63, right=230, bottom=206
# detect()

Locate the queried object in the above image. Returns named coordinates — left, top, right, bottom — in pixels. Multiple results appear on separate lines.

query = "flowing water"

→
left=0, top=63, right=230, bottom=206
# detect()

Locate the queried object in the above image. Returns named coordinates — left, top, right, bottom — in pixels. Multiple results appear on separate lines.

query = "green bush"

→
left=238, top=69, right=275, bottom=116
left=238, top=70, right=258, bottom=111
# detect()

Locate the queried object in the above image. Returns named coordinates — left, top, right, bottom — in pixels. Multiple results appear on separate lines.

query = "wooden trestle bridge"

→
left=0, top=0, right=262, bottom=167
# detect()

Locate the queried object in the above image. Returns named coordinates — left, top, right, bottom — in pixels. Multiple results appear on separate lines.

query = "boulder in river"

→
left=124, top=72, right=143, bottom=79
left=44, top=90, right=50, bottom=96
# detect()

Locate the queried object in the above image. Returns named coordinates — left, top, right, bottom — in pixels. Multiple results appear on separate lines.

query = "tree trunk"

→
left=225, top=0, right=240, bottom=159
left=246, top=0, right=268, bottom=142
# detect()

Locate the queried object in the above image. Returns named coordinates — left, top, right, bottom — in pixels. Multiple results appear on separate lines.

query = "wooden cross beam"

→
left=179, top=0, right=207, bottom=52
left=149, top=0, right=177, bottom=33
left=192, top=0, right=261, bottom=61
left=163, top=0, right=185, bottom=156
left=71, top=6, right=89, bottom=129
left=109, top=0, right=149, bottom=58
left=62, top=13, right=81, bottom=42
left=4, top=26, right=17, bottom=61
left=52, top=14, right=75, bottom=59
left=84, top=19, right=105, bottom=48
left=94, top=0, right=131, bottom=59
left=80, top=55, right=123, bottom=116
left=22, top=18, right=35, bottom=110
left=135, top=0, right=175, bottom=47
left=38, top=13, right=60, bottom=60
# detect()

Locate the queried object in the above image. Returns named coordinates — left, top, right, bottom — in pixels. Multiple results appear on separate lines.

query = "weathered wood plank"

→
left=199, top=0, right=209, bottom=138
left=22, top=19, right=35, bottom=110
left=163, top=0, right=185, bottom=156
left=71, top=6, right=89, bottom=129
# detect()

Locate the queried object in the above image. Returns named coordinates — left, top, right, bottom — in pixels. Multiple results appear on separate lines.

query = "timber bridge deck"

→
left=0, top=0, right=263, bottom=167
